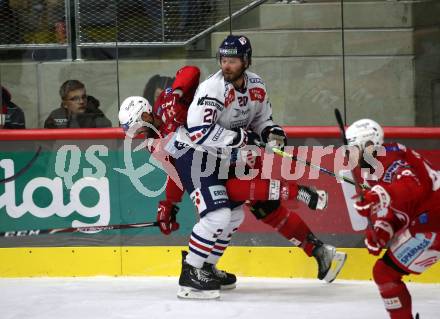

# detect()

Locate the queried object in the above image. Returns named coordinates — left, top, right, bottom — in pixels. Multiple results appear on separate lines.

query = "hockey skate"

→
left=202, top=262, right=237, bottom=290
left=177, top=251, right=220, bottom=299
left=297, top=185, right=328, bottom=210
left=312, top=244, right=347, bottom=283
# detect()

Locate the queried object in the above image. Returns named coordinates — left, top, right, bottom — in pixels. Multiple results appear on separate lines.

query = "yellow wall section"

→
left=1, top=246, right=439, bottom=283
left=0, top=247, right=122, bottom=277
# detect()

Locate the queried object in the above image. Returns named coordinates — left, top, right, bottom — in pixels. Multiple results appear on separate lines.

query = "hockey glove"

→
left=372, top=219, right=394, bottom=247
left=261, top=125, right=287, bottom=150
left=161, top=90, right=187, bottom=134
left=364, top=219, right=394, bottom=255
left=354, top=185, right=391, bottom=218
left=229, top=128, right=248, bottom=148
left=246, top=130, right=262, bottom=146
left=157, top=200, right=180, bottom=235
left=364, top=228, right=382, bottom=256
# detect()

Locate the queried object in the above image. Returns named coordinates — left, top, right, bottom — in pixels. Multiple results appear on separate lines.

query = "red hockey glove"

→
left=364, top=228, right=382, bottom=256
left=364, top=218, right=394, bottom=256
left=157, top=200, right=180, bottom=235
left=354, top=185, right=391, bottom=218
left=161, top=90, right=188, bottom=135
left=372, top=219, right=394, bottom=247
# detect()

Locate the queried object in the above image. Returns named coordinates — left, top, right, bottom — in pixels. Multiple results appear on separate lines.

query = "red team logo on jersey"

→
left=249, top=87, right=266, bottom=102
left=225, top=88, right=235, bottom=108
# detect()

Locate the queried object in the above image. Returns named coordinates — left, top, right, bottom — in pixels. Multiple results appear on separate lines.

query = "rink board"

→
left=1, top=128, right=440, bottom=282
left=0, top=246, right=439, bottom=283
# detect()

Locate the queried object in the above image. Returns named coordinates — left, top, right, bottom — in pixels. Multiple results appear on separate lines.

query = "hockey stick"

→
left=254, top=140, right=358, bottom=186
left=0, top=220, right=159, bottom=237
left=334, top=108, right=348, bottom=145
left=333, top=108, right=370, bottom=190
left=0, top=146, right=42, bottom=184
left=334, top=108, right=373, bottom=231
left=271, top=147, right=359, bottom=186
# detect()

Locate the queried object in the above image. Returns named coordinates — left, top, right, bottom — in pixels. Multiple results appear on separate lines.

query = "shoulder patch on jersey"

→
left=383, top=160, right=410, bottom=183
left=225, top=88, right=235, bottom=108
left=385, top=144, right=403, bottom=152
left=249, top=77, right=263, bottom=85
left=249, top=87, right=266, bottom=102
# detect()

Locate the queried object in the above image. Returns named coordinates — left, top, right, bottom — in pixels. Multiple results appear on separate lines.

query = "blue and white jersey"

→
left=175, top=69, right=275, bottom=149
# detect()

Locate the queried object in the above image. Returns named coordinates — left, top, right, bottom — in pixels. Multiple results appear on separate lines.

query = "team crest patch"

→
left=225, top=89, right=235, bottom=108
left=238, top=37, right=247, bottom=45
left=249, top=87, right=266, bottom=102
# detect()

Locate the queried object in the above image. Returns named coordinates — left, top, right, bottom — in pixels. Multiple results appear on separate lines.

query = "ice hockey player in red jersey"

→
left=347, top=118, right=440, bottom=319
left=119, top=66, right=200, bottom=235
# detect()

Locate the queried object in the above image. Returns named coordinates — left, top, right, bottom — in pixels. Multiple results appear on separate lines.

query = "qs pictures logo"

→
left=114, top=121, right=176, bottom=197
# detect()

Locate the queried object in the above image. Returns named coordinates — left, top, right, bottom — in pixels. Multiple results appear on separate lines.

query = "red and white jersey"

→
left=363, top=142, right=439, bottom=228
left=362, top=143, right=440, bottom=273
left=176, top=69, right=275, bottom=148
left=147, top=66, right=200, bottom=201
left=153, top=65, right=200, bottom=137
left=388, top=228, right=440, bottom=274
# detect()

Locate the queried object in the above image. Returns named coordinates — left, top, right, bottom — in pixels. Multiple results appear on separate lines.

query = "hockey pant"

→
left=164, top=173, right=299, bottom=205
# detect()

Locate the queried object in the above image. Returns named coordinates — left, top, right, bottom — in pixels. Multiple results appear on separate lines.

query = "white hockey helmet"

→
left=118, top=96, right=152, bottom=132
left=345, top=119, right=384, bottom=151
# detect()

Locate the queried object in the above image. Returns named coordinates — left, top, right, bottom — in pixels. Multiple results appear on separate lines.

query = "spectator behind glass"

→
left=44, top=80, right=112, bottom=128
left=143, top=74, right=175, bottom=105
left=1, top=86, right=25, bottom=129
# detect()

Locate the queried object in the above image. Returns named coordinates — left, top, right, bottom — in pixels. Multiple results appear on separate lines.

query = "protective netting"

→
left=0, top=0, right=66, bottom=46
left=78, top=0, right=254, bottom=45
left=0, top=0, right=262, bottom=47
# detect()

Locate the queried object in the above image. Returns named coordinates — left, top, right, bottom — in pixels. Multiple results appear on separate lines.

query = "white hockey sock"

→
left=206, top=205, right=245, bottom=265
left=186, top=207, right=232, bottom=268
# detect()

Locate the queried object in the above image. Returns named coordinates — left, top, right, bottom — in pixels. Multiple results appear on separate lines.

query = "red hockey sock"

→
left=261, top=205, right=314, bottom=255
left=226, top=179, right=298, bottom=201
left=373, top=259, right=413, bottom=319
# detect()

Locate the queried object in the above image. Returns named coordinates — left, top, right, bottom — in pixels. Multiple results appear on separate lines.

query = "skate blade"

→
left=323, top=251, right=347, bottom=283
left=177, top=286, right=220, bottom=300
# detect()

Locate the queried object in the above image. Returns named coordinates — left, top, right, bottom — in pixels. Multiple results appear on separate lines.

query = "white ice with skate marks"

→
left=1, top=277, right=439, bottom=319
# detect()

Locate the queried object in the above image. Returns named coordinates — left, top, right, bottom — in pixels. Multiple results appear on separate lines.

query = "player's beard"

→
left=222, top=65, right=246, bottom=84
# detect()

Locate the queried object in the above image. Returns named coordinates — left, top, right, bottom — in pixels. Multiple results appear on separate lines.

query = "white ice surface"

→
left=0, top=277, right=439, bottom=319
